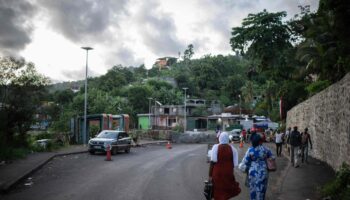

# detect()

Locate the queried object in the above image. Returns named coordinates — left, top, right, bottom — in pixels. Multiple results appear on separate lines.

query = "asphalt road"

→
left=1, top=143, right=280, bottom=200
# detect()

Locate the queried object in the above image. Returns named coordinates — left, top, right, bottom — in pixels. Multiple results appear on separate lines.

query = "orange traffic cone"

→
left=239, top=140, right=244, bottom=148
left=105, top=144, right=112, bottom=161
left=166, top=141, right=172, bottom=149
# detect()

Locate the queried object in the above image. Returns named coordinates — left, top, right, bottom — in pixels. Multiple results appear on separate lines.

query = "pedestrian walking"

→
left=247, top=129, right=251, bottom=143
left=301, top=128, right=312, bottom=163
left=242, top=129, right=247, bottom=143
left=285, top=127, right=291, bottom=154
left=209, top=132, right=241, bottom=200
left=215, top=125, right=222, bottom=143
left=275, top=129, right=283, bottom=157
left=239, top=132, right=275, bottom=200
left=287, top=126, right=302, bottom=167
left=284, top=127, right=292, bottom=155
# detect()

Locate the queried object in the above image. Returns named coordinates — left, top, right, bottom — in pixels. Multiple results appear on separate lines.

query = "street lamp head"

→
left=182, top=87, right=188, bottom=90
left=81, top=47, right=93, bottom=51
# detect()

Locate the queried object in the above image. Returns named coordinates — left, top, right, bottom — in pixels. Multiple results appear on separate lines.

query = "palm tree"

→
left=240, top=81, right=257, bottom=108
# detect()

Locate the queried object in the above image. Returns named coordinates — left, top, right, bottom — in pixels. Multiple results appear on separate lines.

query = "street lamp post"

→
left=182, top=87, right=188, bottom=132
left=81, top=47, right=93, bottom=144
left=148, top=97, right=153, bottom=129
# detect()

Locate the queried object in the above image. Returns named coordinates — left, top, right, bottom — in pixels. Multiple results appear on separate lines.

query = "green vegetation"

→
left=321, top=163, right=350, bottom=200
left=1, top=0, right=349, bottom=160
left=0, top=131, right=69, bottom=160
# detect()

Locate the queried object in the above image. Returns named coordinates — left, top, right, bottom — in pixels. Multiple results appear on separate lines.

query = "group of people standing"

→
left=209, top=130, right=274, bottom=200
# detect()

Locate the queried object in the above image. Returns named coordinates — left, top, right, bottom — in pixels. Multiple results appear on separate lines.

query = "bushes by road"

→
left=321, top=162, right=350, bottom=200
left=0, top=131, right=70, bottom=161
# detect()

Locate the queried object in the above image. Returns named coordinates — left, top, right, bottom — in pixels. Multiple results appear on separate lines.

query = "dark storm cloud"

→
left=201, top=0, right=319, bottom=52
left=61, top=66, right=100, bottom=80
left=106, top=47, right=143, bottom=68
left=216, top=0, right=257, bottom=9
left=0, top=0, right=36, bottom=55
left=136, top=1, right=184, bottom=56
left=39, top=0, right=128, bottom=42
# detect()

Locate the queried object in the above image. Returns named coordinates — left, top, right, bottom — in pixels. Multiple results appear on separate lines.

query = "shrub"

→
left=0, top=146, right=30, bottom=161
left=306, top=80, right=331, bottom=97
left=321, top=162, right=350, bottom=200
left=34, top=132, right=53, bottom=140
left=172, top=125, right=184, bottom=133
left=89, top=125, right=100, bottom=138
left=30, top=139, right=62, bottom=152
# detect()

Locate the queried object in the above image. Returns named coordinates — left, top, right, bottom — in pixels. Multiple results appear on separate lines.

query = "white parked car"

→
left=229, top=129, right=242, bottom=142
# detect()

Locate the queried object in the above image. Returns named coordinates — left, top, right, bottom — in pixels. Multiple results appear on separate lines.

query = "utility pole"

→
left=182, top=88, right=188, bottom=132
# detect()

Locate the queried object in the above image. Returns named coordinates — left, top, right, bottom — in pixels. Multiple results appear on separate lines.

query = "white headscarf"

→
left=219, top=132, right=230, bottom=144
left=211, top=131, right=239, bottom=166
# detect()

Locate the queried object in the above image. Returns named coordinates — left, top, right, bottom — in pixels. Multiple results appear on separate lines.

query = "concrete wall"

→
left=286, top=73, right=350, bottom=170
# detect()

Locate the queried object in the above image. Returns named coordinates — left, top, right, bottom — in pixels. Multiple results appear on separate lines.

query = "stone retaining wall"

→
left=286, top=73, right=350, bottom=170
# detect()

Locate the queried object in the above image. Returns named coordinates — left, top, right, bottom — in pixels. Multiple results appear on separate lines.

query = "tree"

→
left=262, top=80, right=278, bottom=115
left=191, top=106, right=209, bottom=117
left=230, top=10, right=293, bottom=80
left=125, top=85, right=152, bottom=124
left=0, top=57, right=49, bottom=146
left=134, top=64, right=147, bottom=80
left=191, top=60, right=221, bottom=92
left=183, top=44, right=194, bottom=60
left=295, top=0, right=350, bottom=83
left=53, top=89, right=75, bottom=105
left=89, top=65, right=134, bottom=92
left=223, top=74, right=245, bottom=101
left=240, top=80, right=257, bottom=107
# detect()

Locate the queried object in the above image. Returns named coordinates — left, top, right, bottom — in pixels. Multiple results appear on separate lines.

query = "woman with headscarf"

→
left=209, top=132, right=241, bottom=200
left=239, top=132, right=275, bottom=200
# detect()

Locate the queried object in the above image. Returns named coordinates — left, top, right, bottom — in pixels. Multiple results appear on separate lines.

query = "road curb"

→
left=1, top=142, right=167, bottom=193
left=0, top=150, right=88, bottom=194
left=133, top=141, right=168, bottom=147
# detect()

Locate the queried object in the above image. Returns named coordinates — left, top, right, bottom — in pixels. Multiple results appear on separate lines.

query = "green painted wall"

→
left=187, top=118, right=196, bottom=130
left=208, top=120, right=218, bottom=130
left=138, top=116, right=150, bottom=130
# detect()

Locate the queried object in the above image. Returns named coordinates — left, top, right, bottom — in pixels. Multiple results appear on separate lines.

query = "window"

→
left=164, top=108, right=169, bottom=114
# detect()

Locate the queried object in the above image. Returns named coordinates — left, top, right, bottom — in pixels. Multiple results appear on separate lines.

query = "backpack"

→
left=290, top=131, right=301, bottom=146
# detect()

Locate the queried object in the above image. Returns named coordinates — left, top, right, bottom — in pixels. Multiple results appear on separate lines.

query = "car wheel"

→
left=89, top=150, right=95, bottom=155
left=125, top=147, right=130, bottom=153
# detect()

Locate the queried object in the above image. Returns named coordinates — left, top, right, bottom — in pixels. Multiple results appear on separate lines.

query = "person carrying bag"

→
left=208, top=132, right=241, bottom=200
left=203, top=179, right=213, bottom=200
left=239, top=132, right=275, bottom=200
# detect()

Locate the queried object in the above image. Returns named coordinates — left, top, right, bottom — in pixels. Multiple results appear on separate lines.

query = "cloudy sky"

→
left=0, top=0, right=319, bottom=82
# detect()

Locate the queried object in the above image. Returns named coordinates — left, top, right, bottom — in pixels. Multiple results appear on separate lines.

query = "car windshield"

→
left=96, top=131, right=118, bottom=139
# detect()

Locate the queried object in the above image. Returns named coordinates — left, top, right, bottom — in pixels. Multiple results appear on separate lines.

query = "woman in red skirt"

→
left=209, top=132, right=241, bottom=200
